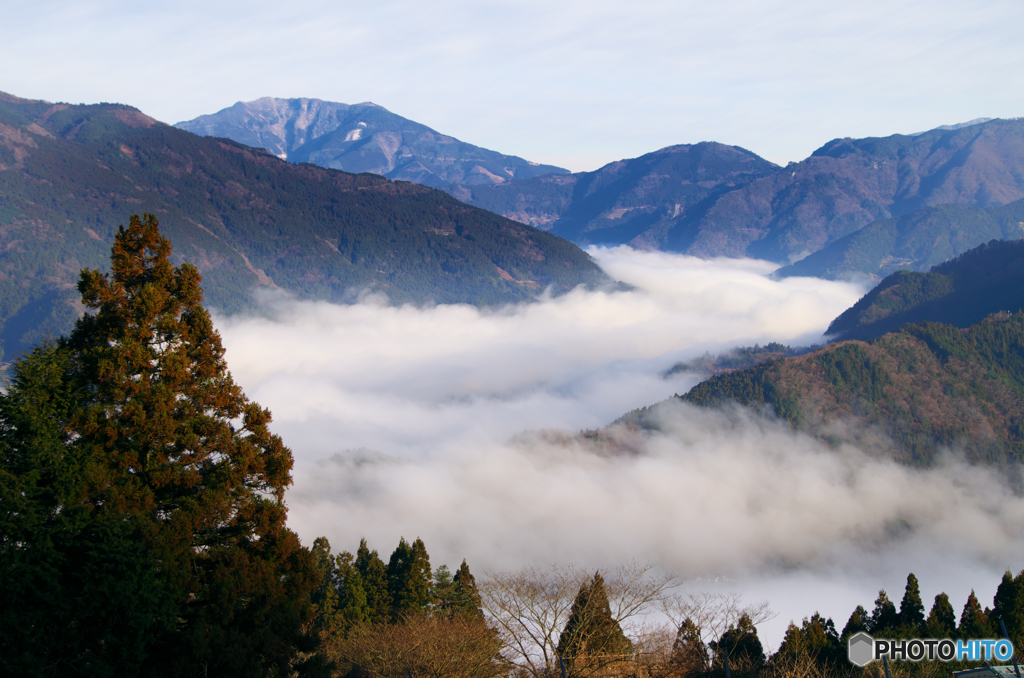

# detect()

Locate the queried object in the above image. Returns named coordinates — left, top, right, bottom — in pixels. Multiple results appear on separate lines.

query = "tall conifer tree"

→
left=709, top=614, right=765, bottom=678
left=670, top=618, right=710, bottom=677
left=993, top=569, right=1024, bottom=648
left=960, top=590, right=993, bottom=639
left=841, top=605, right=868, bottom=640
left=899, top=573, right=926, bottom=633
left=0, top=215, right=318, bottom=677
left=556, top=572, right=633, bottom=675
left=453, top=559, right=485, bottom=619
left=387, top=537, right=432, bottom=620
left=310, top=537, right=342, bottom=637
left=354, top=539, right=392, bottom=625
left=868, top=590, right=899, bottom=635
left=923, top=593, right=955, bottom=638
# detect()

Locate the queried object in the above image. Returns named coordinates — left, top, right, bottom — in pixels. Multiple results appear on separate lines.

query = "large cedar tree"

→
left=0, top=215, right=318, bottom=677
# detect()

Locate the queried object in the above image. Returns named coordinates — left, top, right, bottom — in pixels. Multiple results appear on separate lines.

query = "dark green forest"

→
left=827, top=239, right=1024, bottom=342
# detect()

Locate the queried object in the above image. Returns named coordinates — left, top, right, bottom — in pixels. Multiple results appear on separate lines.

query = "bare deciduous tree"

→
left=480, top=563, right=680, bottom=678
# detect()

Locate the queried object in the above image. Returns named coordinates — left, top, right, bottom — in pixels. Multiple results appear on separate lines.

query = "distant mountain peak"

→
left=909, top=117, right=995, bottom=136
left=176, top=97, right=567, bottom=188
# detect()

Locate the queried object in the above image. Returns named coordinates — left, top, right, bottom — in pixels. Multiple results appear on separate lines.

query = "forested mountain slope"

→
left=619, top=313, right=1024, bottom=466
left=617, top=241, right=1024, bottom=465
left=776, top=199, right=1024, bottom=281
left=176, top=97, right=567, bottom=188
left=825, top=238, right=1024, bottom=342
left=0, top=91, right=608, bottom=357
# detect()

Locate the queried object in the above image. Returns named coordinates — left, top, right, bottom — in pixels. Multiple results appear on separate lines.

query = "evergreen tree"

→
left=670, top=618, right=710, bottom=677
left=0, top=215, right=318, bottom=677
left=557, top=572, right=633, bottom=675
left=709, top=613, right=765, bottom=678
left=387, top=537, right=432, bottom=620
left=776, top=613, right=841, bottom=665
left=777, top=623, right=804, bottom=657
left=432, top=565, right=458, bottom=615
left=899, top=573, right=926, bottom=634
left=0, top=353, right=175, bottom=678
left=310, top=537, right=342, bottom=637
left=960, top=590, right=993, bottom=639
left=338, top=564, right=371, bottom=631
left=868, top=590, right=900, bottom=635
left=924, top=593, right=957, bottom=638
left=993, top=569, right=1024, bottom=648
left=841, top=605, right=868, bottom=640
left=452, top=559, right=485, bottom=619
left=355, top=538, right=392, bottom=625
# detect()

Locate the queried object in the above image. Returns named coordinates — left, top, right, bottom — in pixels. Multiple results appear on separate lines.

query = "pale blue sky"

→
left=3, top=0, right=1023, bottom=171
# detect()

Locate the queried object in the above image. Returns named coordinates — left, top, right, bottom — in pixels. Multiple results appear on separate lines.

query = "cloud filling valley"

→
left=214, top=247, right=1024, bottom=646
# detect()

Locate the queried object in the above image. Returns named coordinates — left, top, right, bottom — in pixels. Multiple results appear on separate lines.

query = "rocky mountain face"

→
left=0, top=91, right=608, bottom=358
left=457, top=118, right=1024, bottom=265
left=176, top=97, right=567, bottom=188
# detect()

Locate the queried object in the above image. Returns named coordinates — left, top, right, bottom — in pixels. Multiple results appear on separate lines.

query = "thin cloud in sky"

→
left=4, top=0, right=1023, bottom=170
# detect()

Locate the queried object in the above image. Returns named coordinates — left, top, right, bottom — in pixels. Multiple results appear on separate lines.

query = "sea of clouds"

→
left=214, top=247, right=1024, bottom=647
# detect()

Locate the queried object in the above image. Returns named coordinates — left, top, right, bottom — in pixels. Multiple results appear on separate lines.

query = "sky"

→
left=212, top=248, right=1024, bottom=649
left=4, top=0, right=1024, bottom=171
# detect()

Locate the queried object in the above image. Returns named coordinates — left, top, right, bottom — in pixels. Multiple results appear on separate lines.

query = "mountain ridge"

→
left=458, top=118, right=1024, bottom=264
left=611, top=237, right=1024, bottom=467
left=175, top=97, right=568, bottom=188
left=615, top=312, right=1024, bottom=466
left=177, top=100, right=1024, bottom=272
left=824, top=238, right=1024, bottom=342
left=775, top=199, right=1024, bottom=281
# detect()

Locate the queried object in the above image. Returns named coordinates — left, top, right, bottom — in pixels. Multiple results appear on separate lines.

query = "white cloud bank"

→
left=214, top=247, right=1024, bottom=647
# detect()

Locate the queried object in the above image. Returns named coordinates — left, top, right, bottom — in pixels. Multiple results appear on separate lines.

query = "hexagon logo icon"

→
left=848, top=631, right=875, bottom=667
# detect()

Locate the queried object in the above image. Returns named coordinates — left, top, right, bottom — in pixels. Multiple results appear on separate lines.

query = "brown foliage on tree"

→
left=326, top=614, right=505, bottom=678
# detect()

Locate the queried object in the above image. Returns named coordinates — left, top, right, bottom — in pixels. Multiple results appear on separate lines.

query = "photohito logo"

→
left=847, top=632, right=1016, bottom=666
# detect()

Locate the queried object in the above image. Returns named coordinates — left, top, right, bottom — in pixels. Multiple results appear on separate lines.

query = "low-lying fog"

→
left=215, top=247, right=1024, bottom=648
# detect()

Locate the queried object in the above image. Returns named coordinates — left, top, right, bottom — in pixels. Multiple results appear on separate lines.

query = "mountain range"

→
left=179, top=99, right=1024, bottom=278
left=774, top=199, right=1024, bottom=281
left=0, top=91, right=608, bottom=358
left=175, top=98, right=567, bottom=188
left=465, top=118, right=1024, bottom=264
